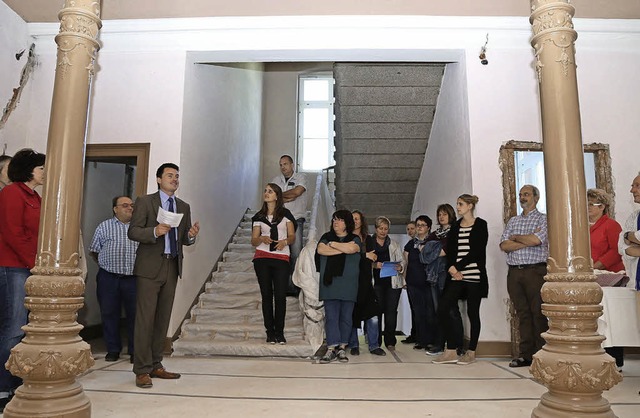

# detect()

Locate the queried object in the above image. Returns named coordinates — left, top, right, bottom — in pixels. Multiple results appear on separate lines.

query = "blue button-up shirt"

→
left=89, top=217, right=138, bottom=275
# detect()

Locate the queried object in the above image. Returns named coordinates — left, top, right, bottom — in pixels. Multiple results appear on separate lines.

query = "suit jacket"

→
left=128, top=191, right=194, bottom=278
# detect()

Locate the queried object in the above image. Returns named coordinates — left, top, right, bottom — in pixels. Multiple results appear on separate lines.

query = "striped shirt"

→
left=500, top=209, right=548, bottom=265
left=457, top=226, right=481, bottom=283
left=89, top=217, right=138, bottom=275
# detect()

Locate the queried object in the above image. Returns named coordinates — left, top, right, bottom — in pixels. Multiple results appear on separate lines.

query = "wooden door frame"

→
left=85, top=143, right=150, bottom=197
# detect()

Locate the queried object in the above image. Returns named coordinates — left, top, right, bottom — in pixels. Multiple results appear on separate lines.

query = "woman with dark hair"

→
left=433, top=194, right=488, bottom=366
left=0, top=148, right=45, bottom=409
left=348, top=210, right=385, bottom=356
left=423, top=204, right=464, bottom=356
left=317, top=210, right=361, bottom=363
left=403, top=214, right=435, bottom=351
left=372, top=216, right=405, bottom=351
left=251, top=183, right=296, bottom=344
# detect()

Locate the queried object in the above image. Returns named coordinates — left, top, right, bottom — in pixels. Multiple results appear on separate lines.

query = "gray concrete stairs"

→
left=173, top=211, right=315, bottom=358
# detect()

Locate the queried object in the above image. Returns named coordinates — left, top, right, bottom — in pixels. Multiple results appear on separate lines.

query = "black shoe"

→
left=350, top=347, right=360, bottom=356
left=413, top=344, right=425, bottom=350
left=370, top=348, right=386, bottom=356
left=275, top=334, right=287, bottom=345
left=105, top=352, right=120, bottom=362
left=266, top=334, right=276, bottom=344
left=509, top=357, right=532, bottom=368
left=401, top=336, right=416, bottom=344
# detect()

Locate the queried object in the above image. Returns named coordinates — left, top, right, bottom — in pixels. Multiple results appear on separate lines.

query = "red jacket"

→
left=589, top=214, right=624, bottom=272
left=0, top=182, right=41, bottom=269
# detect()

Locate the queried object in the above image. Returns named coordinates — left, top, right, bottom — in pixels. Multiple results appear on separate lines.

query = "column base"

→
left=533, top=391, right=616, bottom=418
left=4, top=380, right=91, bottom=418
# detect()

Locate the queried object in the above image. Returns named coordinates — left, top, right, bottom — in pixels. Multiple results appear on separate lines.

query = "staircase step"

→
left=172, top=338, right=315, bottom=358
left=189, top=306, right=303, bottom=325
left=180, top=323, right=304, bottom=341
left=209, top=271, right=257, bottom=284
left=228, top=243, right=254, bottom=253
left=216, top=260, right=255, bottom=273
left=222, top=252, right=254, bottom=262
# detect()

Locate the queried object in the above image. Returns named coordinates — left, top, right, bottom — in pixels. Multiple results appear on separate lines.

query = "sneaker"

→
left=266, top=334, right=276, bottom=344
left=369, top=348, right=386, bottom=356
left=275, top=334, right=287, bottom=345
left=319, top=349, right=337, bottom=364
left=457, top=350, right=476, bottom=365
left=432, top=349, right=459, bottom=364
left=350, top=347, right=360, bottom=356
left=426, top=347, right=444, bottom=356
left=337, top=349, right=349, bottom=363
left=413, top=344, right=425, bottom=350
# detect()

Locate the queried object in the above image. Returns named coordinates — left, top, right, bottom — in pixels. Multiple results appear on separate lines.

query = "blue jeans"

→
left=349, top=316, right=380, bottom=351
left=0, top=267, right=30, bottom=393
left=96, top=268, right=137, bottom=354
left=323, top=299, right=354, bottom=348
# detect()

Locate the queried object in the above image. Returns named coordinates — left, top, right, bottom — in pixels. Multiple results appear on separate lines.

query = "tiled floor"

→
left=72, top=345, right=640, bottom=418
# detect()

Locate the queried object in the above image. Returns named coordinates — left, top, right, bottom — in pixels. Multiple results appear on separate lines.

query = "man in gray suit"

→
left=128, top=163, right=200, bottom=388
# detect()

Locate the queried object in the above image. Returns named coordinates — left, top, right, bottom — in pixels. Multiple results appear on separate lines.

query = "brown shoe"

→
left=136, top=373, right=153, bottom=388
left=150, top=367, right=181, bottom=379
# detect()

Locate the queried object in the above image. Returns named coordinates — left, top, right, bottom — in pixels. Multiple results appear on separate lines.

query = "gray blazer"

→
left=128, top=191, right=194, bottom=278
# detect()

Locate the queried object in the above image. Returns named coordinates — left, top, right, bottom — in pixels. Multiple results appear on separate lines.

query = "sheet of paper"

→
left=380, top=261, right=401, bottom=278
left=157, top=207, right=183, bottom=228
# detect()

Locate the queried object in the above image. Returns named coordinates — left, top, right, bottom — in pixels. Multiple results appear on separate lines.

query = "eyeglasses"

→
left=588, top=203, right=603, bottom=207
left=117, top=203, right=134, bottom=208
left=416, top=223, right=429, bottom=227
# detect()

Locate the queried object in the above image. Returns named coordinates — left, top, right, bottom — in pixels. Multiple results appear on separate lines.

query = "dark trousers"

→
left=507, top=264, right=548, bottom=361
left=406, top=284, right=438, bottom=347
left=405, top=289, right=417, bottom=339
left=438, top=280, right=483, bottom=351
left=287, top=218, right=305, bottom=294
left=430, top=283, right=463, bottom=351
left=133, top=258, right=178, bottom=375
left=96, top=268, right=136, bottom=355
left=253, top=258, right=289, bottom=336
left=374, top=284, right=402, bottom=347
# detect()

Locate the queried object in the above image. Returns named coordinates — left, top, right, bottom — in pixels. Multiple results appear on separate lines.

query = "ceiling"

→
left=4, top=0, right=640, bottom=23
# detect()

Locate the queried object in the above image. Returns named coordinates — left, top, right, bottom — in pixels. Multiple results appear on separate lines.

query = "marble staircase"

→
left=173, top=211, right=315, bottom=358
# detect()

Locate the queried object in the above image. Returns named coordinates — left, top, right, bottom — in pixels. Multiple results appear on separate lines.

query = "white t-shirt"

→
left=271, top=171, right=308, bottom=220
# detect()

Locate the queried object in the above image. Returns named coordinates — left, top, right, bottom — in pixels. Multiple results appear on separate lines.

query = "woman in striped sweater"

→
left=432, top=194, right=488, bottom=366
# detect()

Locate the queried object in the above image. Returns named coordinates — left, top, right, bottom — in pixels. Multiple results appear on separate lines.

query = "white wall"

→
left=0, top=1, right=32, bottom=152
left=5, top=15, right=638, bottom=344
left=171, top=59, right=264, bottom=335
left=412, top=60, right=473, bottom=220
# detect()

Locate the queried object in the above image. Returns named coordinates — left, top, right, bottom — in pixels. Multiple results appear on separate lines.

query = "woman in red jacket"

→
left=0, top=148, right=45, bottom=411
left=588, top=188, right=624, bottom=272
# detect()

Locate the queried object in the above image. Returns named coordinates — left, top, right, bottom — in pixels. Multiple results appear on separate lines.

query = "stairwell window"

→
left=298, top=74, right=335, bottom=171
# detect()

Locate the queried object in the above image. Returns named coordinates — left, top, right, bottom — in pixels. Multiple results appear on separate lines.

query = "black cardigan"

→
left=445, top=217, right=489, bottom=298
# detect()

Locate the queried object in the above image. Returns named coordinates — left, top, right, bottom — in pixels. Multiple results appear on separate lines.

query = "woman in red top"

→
left=0, top=148, right=45, bottom=410
left=588, top=188, right=624, bottom=272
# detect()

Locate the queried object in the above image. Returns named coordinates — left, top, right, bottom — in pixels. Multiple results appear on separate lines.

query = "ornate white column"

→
left=528, top=1, right=621, bottom=417
left=4, top=1, right=102, bottom=417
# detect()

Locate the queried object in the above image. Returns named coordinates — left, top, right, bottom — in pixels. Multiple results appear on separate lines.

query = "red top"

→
left=589, top=214, right=624, bottom=272
left=0, top=182, right=42, bottom=269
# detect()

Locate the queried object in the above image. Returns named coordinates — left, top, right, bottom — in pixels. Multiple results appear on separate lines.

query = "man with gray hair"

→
left=619, top=172, right=640, bottom=290
left=499, top=184, right=549, bottom=368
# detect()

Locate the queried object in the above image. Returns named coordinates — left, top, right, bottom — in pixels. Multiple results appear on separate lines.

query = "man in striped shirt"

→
left=89, top=196, right=139, bottom=362
left=500, top=185, right=549, bottom=368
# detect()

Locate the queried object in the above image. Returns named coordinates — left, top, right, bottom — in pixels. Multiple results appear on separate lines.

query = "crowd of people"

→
left=1, top=146, right=638, bottom=405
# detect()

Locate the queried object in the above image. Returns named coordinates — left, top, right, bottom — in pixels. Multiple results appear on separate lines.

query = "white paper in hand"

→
left=157, top=207, right=183, bottom=228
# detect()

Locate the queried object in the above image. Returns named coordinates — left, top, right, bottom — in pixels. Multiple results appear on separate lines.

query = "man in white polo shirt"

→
left=271, top=155, right=307, bottom=295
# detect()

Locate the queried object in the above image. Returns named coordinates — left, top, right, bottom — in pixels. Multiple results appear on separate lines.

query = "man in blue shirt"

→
left=89, top=196, right=139, bottom=363
left=500, top=184, right=549, bottom=368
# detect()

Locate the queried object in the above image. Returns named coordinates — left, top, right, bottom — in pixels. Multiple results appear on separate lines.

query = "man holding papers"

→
left=128, top=163, right=200, bottom=388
